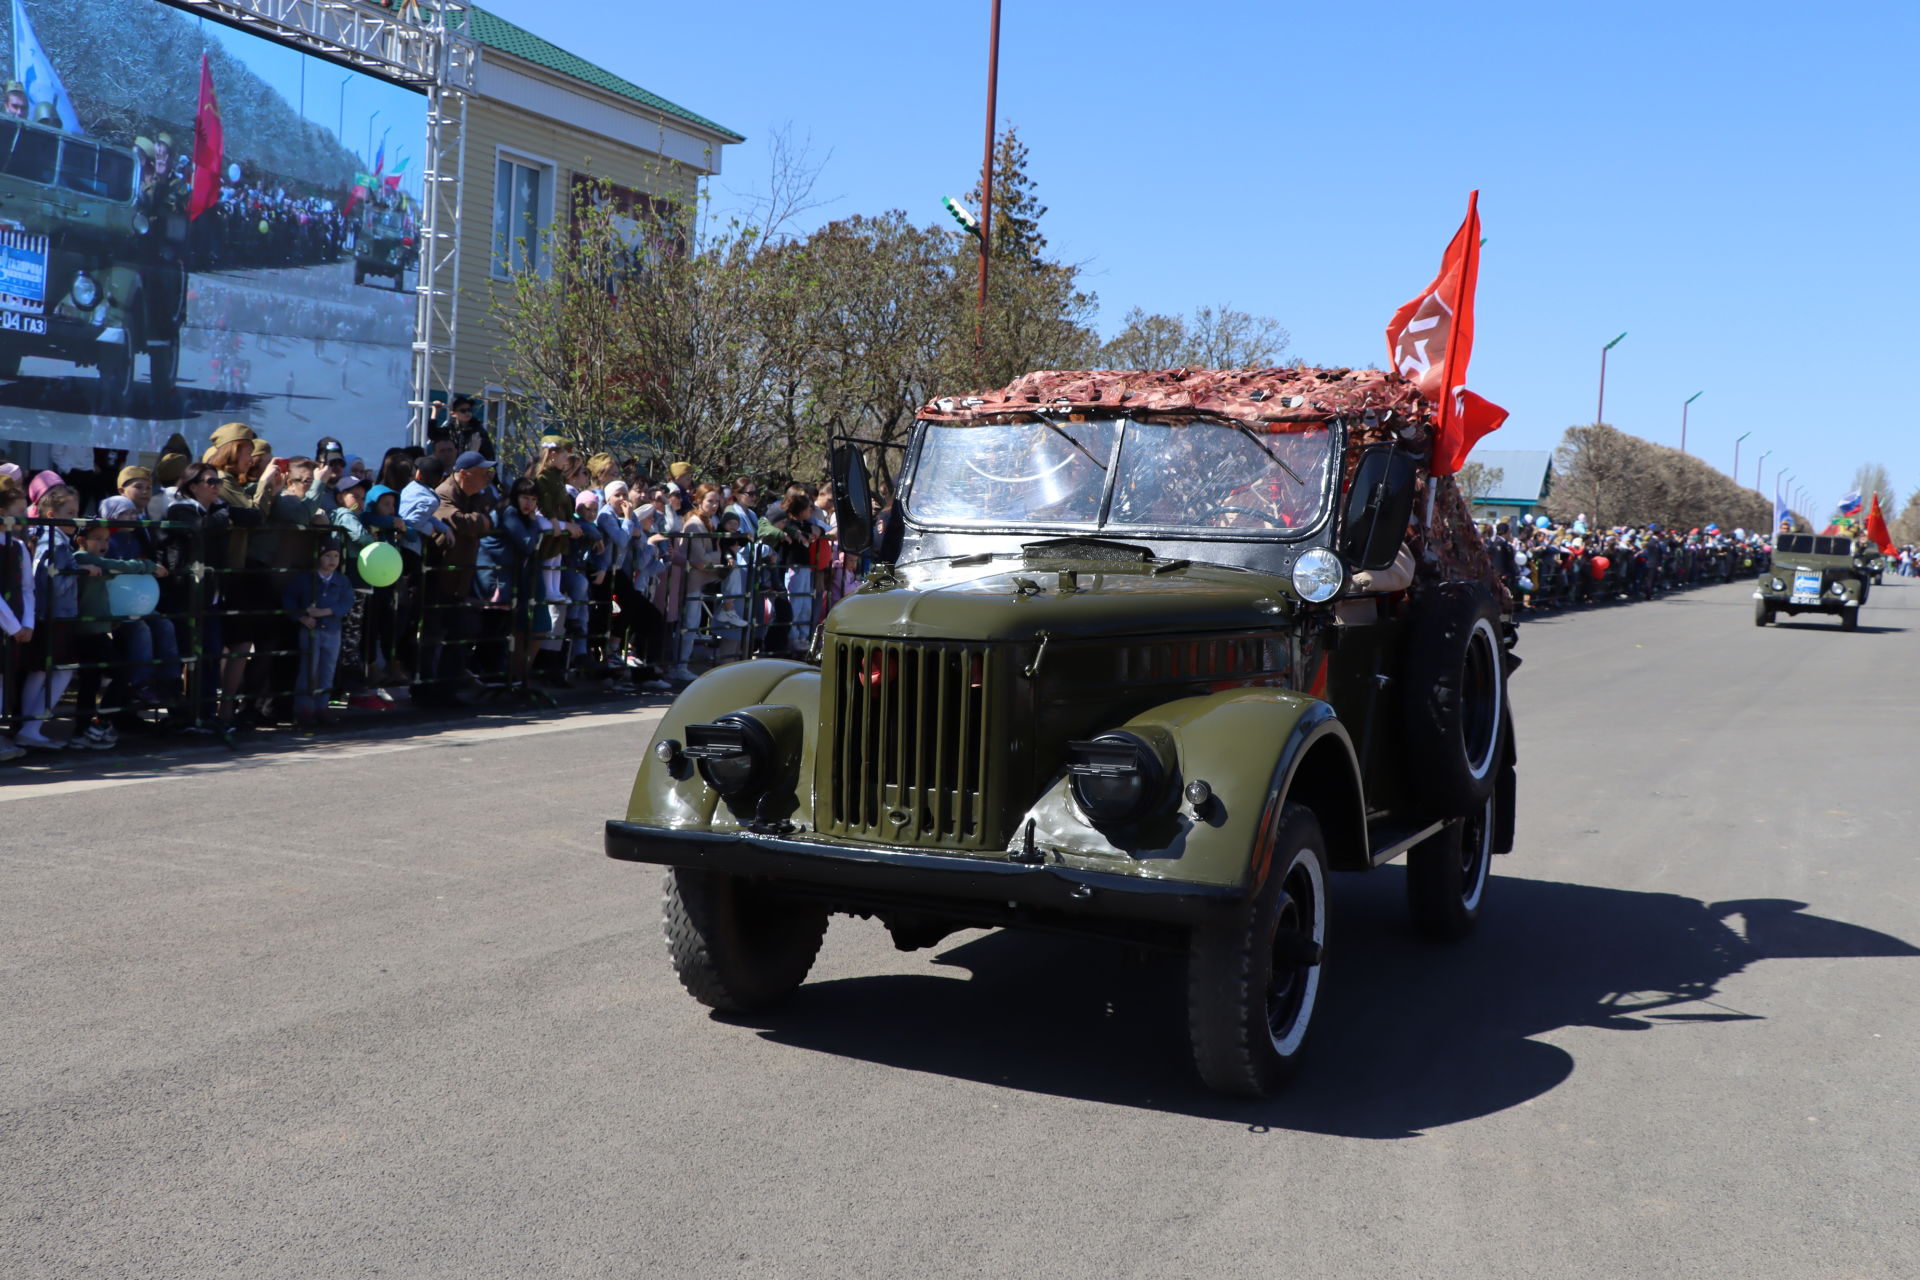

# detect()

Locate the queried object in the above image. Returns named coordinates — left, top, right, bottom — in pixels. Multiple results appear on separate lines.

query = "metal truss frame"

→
left=167, top=0, right=478, bottom=443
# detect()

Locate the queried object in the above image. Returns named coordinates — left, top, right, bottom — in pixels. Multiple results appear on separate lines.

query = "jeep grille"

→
left=820, top=638, right=1011, bottom=851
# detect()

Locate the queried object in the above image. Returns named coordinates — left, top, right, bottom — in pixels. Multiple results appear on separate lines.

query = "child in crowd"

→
left=17, top=485, right=85, bottom=750
left=70, top=522, right=166, bottom=750
left=282, top=542, right=356, bottom=724
left=0, top=475, right=34, bottom=761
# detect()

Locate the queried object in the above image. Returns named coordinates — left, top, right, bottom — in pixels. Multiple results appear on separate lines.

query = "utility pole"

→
left=1681, top=390, right=1702, bottom=454
left=975, top=0, right=1002, bottom=364
left=1756, top=449, right=1772, bottom=493
left=1733, top=430, right=1750, bottom=483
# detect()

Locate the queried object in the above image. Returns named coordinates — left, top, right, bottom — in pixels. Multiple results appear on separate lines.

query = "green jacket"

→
left=73, top=551, right=157, bottom=637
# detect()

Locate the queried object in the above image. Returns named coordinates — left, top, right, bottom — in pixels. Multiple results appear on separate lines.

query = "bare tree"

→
left=1850, top=462, right=1895, bottom=514
left=1457, top=462, right=1505, bottom=505
left=1098, top=304, right=1290, bottom=370
left=1548, top=423, right=1768, bottom=532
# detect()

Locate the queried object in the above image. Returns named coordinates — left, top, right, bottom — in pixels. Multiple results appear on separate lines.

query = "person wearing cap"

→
left=417, top=451, right=497, bottom=702
left=447, top=397, right=493, bottom=461
left=3, top=82, right=25, bottom=120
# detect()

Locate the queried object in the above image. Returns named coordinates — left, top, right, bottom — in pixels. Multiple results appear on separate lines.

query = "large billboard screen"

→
left=0, top=0, right=425, bottom=467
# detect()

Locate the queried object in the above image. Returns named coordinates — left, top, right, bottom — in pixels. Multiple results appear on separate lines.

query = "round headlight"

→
left=1831, top=582, right=1845, bottom=596
left=686, top=714, right=775, bottom=799
left=1292, top=548, right=1344, bottom=604
left=1066, top=731, right=1170, bottom=825
left=132, top=211, right=150, bottom=236
left=70, top=273, right=99, bottom=308
left=1770, top=578, right=1784, bottom=591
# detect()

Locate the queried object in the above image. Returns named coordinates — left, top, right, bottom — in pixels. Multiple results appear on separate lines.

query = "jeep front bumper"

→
left=604, top=820, right=1244, bottom=926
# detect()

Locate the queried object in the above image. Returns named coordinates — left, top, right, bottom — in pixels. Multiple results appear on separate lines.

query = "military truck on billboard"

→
left=605, top=367, right=1521, bottom=1097
left=0, top=117, right=186, bottom=408
left=353, top=205, right=414, bottom=291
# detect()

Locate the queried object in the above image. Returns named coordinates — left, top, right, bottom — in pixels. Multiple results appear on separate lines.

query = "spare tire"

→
left=1402, top=582, right=1506, bottom=818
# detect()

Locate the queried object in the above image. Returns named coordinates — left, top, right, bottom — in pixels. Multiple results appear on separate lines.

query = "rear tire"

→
left=148, top=340, right=178, bottom=405
left=1407, top=792, right=1494, bottom=942
left=1403, top=584, right=1506, bottom=816
left=97, top=341, right=135, bottom=412
left=662, top=868, right=827, bottom=1012
left=1187, top=803, right=1329, bottom=1098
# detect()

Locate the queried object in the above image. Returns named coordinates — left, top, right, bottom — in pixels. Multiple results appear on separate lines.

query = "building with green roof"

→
left=449, top=5, right=742, bottom=409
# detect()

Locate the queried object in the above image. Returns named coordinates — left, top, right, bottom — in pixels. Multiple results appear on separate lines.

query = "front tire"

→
left=1754, top=597, right=1773, bottom=627
left=1187, top=803, right=1330, bottom=1098
left=661, top=868, right=828, bottom=1012
left=1407, top=792, right=1494, bottom=942
left=1841, top=605, right=1860, bottom=632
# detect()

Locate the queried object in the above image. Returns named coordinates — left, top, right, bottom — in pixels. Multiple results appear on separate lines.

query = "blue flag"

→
left=11, top=0, right=82, bottom=136
left=1773, top=489, right=1791, bottom=534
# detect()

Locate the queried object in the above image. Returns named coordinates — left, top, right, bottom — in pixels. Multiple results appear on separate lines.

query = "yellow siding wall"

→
left=451, top=88, right=698, bottom=398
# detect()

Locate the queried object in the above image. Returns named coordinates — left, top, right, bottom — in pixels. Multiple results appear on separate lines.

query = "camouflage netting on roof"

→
left=917, top=365, right=1499, bottom=598
left=919, top=367, right=1432, bottom=427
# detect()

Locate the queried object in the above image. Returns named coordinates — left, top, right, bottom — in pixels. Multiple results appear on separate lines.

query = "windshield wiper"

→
left=1033, top=413, right=1108, bottom=471
left=1232, top=424, right=1304, bottom=486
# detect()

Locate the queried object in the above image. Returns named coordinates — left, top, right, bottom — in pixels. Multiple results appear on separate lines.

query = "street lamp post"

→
left=367, top=110, right=382, bottom=168
left=1756, top=449, right=1772, bottom=492
left=1732, top=430, right=1750, bottom=482
left=1681, top=390, right=1703, bottom=454
left=1596, top=332, right=1627, bottom=425
left=337, top=73, right=351, bottom=142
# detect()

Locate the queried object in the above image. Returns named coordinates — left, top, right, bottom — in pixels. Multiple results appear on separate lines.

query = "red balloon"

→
left=1590, top=555, right=1611, bottom=579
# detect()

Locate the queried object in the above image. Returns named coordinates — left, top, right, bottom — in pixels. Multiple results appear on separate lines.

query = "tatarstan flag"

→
left=187, top=54, right=222, bottom=221
left=1385, top=191, right=1509, bottom=476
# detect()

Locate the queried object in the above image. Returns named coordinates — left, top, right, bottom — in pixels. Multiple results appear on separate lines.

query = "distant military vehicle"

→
left=1755, top=534, right=1866, bottom=630
left=0, top=117, right=186, bottom=407
left=354, top=205, right=414, bottom=291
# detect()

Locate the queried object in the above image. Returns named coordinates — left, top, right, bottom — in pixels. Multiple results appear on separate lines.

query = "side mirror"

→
left=1340, top=447, right=1417, bottom=572
left=830, top=442, right=874, bottom=556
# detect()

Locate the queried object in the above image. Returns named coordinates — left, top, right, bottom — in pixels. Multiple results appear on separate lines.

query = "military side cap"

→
left=117, top=466, right=153, bottom=489
left=209, top=422, right=255, bottom=448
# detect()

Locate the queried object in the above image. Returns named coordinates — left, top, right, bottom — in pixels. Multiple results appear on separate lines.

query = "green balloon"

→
left=358, top=541, right=402, bottom=588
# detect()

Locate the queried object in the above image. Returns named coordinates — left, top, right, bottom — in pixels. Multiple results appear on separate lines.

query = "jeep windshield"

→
left=904, top=417, right=1334, bottom=536
left=1777, top=534, right=1850, bottom=556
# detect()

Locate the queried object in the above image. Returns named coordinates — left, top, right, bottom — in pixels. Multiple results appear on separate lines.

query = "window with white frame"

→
left=492, top=155, right=552, bottom=278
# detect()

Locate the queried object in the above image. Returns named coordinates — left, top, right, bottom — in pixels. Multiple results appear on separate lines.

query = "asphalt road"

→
left=5, top=577, right=1916, bottom=1279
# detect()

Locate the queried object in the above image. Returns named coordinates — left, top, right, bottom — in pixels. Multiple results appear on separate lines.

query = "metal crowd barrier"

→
left=0, top=514, right=862, bottom=742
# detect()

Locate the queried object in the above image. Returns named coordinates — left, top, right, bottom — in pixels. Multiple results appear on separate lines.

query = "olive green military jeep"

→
left=0, top=117, right=187, bottom=408
left=353, top=206, right=413, bottom=291
left=606, top=368, right=1519, bottom=1097
left=1755, top=533, right=1866, bottom=629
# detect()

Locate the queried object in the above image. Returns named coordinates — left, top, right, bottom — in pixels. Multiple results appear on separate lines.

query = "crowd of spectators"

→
left=0, top=405, right=866, bottom=762
left=1481, top=514, right=1909, bottom=607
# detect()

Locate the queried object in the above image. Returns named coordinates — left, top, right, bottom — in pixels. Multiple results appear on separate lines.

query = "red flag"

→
left=187, top=54, right=222, bottom=221
left=1385, top=191, right=1508, bottom=475
left=1865, top=492, right=1895, bottom=554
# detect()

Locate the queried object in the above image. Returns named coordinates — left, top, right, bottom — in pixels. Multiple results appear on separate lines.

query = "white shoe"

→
left=713, top=610, right=748, bottom=628
left=639, top=678, right=673, bottom=693
left=14, top=722, right=63, bottom=751
left=665, top=665, right=697, bottom=683
left=0, top=737, right=24, bottom=763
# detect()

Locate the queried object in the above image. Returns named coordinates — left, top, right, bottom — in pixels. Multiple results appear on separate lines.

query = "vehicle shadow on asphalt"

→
left=735, top=873, right=1918, bottom=1138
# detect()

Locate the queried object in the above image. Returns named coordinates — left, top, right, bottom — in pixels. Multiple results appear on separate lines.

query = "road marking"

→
left=0, top=708, right=665, bottom=805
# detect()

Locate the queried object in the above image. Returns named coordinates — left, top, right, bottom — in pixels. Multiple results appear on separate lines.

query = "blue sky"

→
left=482, top=0, right=1918, bottom=518
left=196, top=13, right=426, bottom=200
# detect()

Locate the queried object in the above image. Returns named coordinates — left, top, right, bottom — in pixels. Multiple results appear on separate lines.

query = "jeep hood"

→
left=826, top=558, right=1291, bottom=642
